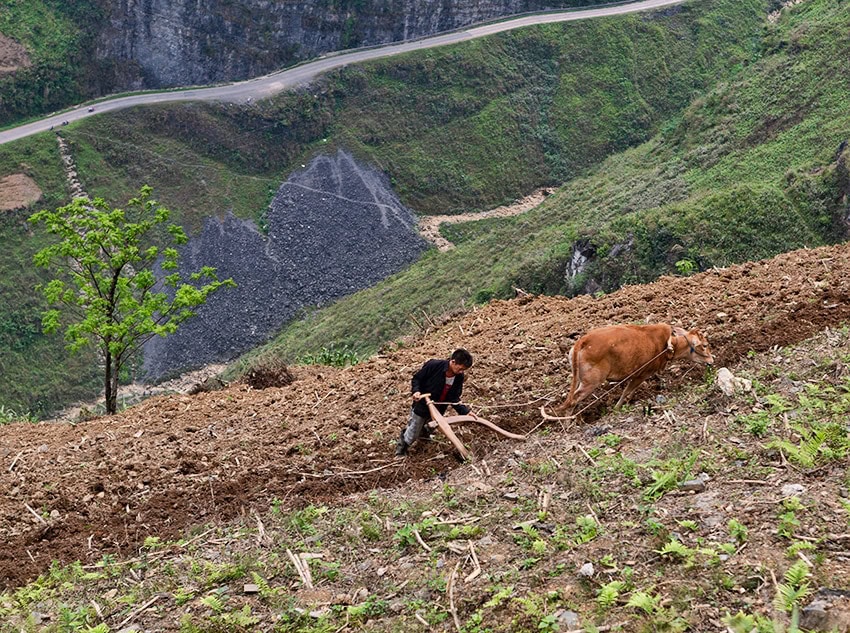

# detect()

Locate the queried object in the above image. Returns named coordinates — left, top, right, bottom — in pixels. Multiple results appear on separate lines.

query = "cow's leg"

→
left=554, top=347, right=581, bottom=414
left=561, top=362, right=605, bottom=413
left=554, top=374, right=581, bottom=414
left=617, top=375, right=647, bottom=407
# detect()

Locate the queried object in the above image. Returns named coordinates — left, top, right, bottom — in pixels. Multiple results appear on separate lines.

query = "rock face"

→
left=141, top=149, right=428, bottom=381
left=95, top=0, right=599, bottom=89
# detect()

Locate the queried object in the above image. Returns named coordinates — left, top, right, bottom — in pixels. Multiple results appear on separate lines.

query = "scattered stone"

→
left=800, top=589, right=850, bottom=633
left=578, top=562, right=594, bottom=578
left=782, top=484, right=806, bottom=497
left=502, top=492, right=519, bottom=500
left=679, top=479, right=707, bottom=493
left=243, top=583, right=260, bottom=594
left=555, top=609, right=580, bottom=629
left=413, top=588, right=432, bottom=602
left=716, top=367, right=753, bottom=396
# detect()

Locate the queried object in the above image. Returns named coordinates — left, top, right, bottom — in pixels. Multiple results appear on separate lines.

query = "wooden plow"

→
left=421, top=394, right=525, bottom=461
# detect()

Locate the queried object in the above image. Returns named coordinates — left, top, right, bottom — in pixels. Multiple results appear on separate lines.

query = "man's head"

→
left=450, top=348, right=473, bottom=373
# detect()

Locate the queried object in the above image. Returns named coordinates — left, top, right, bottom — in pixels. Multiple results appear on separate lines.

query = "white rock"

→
left=716, top=367, right=753, bottom=396
left=782, top=484, right=806, bottom=497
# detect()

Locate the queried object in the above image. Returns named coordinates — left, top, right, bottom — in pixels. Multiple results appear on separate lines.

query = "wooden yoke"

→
left=420, top=394, right=525, bottom=461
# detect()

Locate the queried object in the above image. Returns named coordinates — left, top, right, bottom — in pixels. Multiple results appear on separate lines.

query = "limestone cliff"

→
left=95, top=0, right=604, bottom=89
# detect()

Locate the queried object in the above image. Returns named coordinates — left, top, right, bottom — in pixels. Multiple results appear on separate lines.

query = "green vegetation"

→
left=29, top=186, right=234, bottom=413
left=4, top=0, right=850, bottom=413
left=241, top=0, right=849, bottom=367
left=0, top=0, right=106, bottom=125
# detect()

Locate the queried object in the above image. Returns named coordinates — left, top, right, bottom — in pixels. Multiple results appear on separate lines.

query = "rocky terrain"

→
left=94, top=0, right=613, bottom=89
left=142, top=149, right=428, bottom=381
left=3, top=241, right=850, bottom=595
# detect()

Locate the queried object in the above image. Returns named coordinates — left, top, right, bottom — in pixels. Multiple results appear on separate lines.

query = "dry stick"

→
left=448, top=561, right=462, bottom=632
left=420, top=308, right=437, bottom=329
left=253, top=509, right=269, bottom=546
left=24, top=503, right=46, bottom=524
left=414, top=612, right=430, bottom=628
left=311, top=390, right=332, bottom=411
left=465, top=542, right=482, bottom=583
left=576, top=444, right=597, bottom=467
left=8, top=451, right=22, bottom=472
left=90, top=599, right=103, bottom=619
left=115, top=594, right=162, bottom=629
left=300, top=553, right=322, bottom=588
left=286, top=548, right=312, bottom=588
left=413, top=529, right=432, bottom=553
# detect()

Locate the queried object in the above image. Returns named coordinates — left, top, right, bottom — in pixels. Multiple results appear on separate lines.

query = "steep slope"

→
left=1, top=241, right=849, bottom=597
left=246, top=0, right=849, bottom=368
left=0, top=0, right=764, bottom=416
left=0, top=0, right=616, bottom=125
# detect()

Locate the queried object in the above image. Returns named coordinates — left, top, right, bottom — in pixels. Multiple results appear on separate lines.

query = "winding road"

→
left=0, top=0, right=691, bottom=146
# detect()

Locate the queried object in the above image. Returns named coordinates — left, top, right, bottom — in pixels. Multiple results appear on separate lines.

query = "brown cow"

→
left=552, top=323, right=714, bottom=416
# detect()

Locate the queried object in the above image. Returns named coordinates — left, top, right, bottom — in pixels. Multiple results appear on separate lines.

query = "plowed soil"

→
left=2, top=242, right=849, bottom=589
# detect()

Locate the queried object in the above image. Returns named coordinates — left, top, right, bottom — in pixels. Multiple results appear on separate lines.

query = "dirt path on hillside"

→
left=418, top=188, right=553, bottom=250
left=1, top=242, right=850, bottom=588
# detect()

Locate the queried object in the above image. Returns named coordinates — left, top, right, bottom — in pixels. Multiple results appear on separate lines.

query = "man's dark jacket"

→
left=411, top=358, right=470, bottom=418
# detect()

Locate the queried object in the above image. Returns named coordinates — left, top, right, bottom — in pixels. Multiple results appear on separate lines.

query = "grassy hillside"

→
left=48, top=0, right=765, bottom=222
left=0, top=1, right=624, bottom=128
left=231, top=0, right=850, bottom=372
left=0, top=0, right=766, bottom=415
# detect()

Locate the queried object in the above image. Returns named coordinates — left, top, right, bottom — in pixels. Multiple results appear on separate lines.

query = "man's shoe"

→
left=420, top=424, right=433, bottom=441
left=395, top=430, right=409, bottom=456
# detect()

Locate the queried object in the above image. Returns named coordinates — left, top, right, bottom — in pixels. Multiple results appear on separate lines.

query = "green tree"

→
left=29, top=186, right=234, bottom=414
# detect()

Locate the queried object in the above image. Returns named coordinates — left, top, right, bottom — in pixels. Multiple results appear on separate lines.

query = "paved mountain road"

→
left=0, top=0, right=691, bottom=146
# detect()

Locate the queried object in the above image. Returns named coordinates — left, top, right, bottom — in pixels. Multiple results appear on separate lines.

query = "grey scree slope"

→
left=142, top=149, right=429, bottom=381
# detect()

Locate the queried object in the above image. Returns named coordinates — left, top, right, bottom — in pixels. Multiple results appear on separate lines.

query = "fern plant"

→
left=200, top=594, right=225, bottom=614
left=597, top=581, right=625, bottom=609
left=626, top=590, right=660, bottom=615
left=658, top=539, right=696, bottom=567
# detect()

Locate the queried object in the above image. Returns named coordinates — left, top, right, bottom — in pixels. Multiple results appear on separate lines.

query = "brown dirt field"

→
left=1, top=242, right=849, bottom=590
left=0, top=34, right=30, bottom=74
left=0, top=173, right=43, bottom=211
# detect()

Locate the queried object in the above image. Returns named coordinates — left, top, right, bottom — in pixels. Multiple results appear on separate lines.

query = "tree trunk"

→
left=104, top=349, right=116, bottom=415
